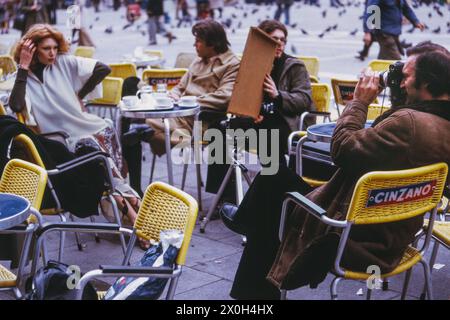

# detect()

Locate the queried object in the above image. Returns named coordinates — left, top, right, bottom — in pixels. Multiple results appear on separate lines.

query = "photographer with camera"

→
left=220, top=42, right=450, bottom=299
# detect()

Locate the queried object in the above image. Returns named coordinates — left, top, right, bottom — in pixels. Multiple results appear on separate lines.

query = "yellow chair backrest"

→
left=142, top=68, right=188, bottom=91
left=367, top=104, right=390, bottom=121
left=11, top=134, right=46, bottom=168
left=0, top=55, right=17, bottom=75
left=347, top=163, right=448, bottom=225
left=0, top=158, right=48, bottom=210
left=331, top=78, right=358, bottom=107
left=174, top=52, right=197, bottom=68
left=108, top=62, right=137, bottom=79
left=134, top=182, right=198, bottom=265
left=311, top=83, right=331, bottom=113
left=309, top=75, right=319, bottom=83
left=298, top=56, right=320, bottom=78
left=368, top=59, right=398, bottom=73
left=74, top=46, right=95, bottom=58
left=89, top=76, right=123, bottom=105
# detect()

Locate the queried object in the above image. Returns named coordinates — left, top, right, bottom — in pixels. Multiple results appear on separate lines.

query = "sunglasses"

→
left=272, top=36, right=287, bottom=44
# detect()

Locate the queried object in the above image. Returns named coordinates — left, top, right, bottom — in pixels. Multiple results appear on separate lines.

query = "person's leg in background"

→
left=283, top=4, right=291, bottom=26
left=274, top=3, right=283, bottom=21
left=374, top=33, right=402, bottom=60
left=148, top=15, right=157, bottom=45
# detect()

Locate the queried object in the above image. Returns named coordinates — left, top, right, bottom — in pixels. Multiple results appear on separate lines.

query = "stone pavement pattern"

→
left=0, top=0, right=449, bottom=300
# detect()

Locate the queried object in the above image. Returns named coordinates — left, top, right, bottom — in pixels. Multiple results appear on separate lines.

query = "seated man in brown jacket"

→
left=122, top=20, right=239, bottom=195
left=220, top=42, right=450, bottom=299
left=146, top=19, right=240, bottom=156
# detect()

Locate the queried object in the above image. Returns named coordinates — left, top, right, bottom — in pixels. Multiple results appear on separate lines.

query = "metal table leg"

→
left=163, top=118, right=174, bottom=185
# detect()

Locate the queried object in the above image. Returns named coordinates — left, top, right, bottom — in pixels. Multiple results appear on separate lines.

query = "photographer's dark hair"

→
left=192, top=20, right=230, bottom=54
left=258, top=19, right=288, bottom=38
left=414, top=51, right=450, bottom=98
left=406, top=41, right=450, bottom=57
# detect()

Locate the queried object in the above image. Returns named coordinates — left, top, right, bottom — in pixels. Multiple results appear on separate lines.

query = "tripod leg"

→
left=200, top=163, right=235, bottom=233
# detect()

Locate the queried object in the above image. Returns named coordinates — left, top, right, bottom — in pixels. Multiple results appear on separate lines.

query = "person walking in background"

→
left=363, top=0, right=425, bottom=60
left=146, top=0, right=174, bottom=45
left=44, top=0, right=57, bottom=24
left=274, top=0, right=293, bottom=26
left=19, top=0, right=49, bottom=35
left=209, top=0, right=223, bottom=19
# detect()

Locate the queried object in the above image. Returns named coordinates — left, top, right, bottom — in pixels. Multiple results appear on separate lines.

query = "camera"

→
left=379, top=61, right=406, bottom=107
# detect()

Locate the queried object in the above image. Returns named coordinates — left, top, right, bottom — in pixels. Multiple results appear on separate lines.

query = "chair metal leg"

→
left=419, top=259, right=434, bottom=300
left=420, top=240, right=440, bottom=299
left=90, top=215, right=101, bottom=243
left=196, top=163, right=203, bottom=212
left=166, top=275, right=180, bottom=300
left=149, top=153, right=157, bottom=184
left=366, top=288, right=372, bottom=300
left=58, top=213, right=67, bottom=262
left=181, top=163, right=188, bottom=190
left=109, top=195, right=128, bottom=256
left=199, top=163, right=235, bottom=233
left=330, top=276, right=341, bottom=300
left=280, top=289, right=287, bottom=300
left=401, top=268, right=413, bottom=300
left=69, top=213, right=86, bottom=251
left=13, top=287, right=22, bottom=300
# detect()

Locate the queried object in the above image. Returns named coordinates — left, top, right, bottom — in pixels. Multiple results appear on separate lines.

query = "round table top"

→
left=120, top=105, right=200, bottom=119
left=307, top=120, right=374, bottom=143
left=0, top=193, right=31, bottom=231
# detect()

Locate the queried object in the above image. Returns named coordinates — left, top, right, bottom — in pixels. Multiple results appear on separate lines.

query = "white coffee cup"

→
left=179, top=95, right=197, bottom=107
left=155, top=96, right=173, bottom=108
left=122, top=95, right=138, bottom=107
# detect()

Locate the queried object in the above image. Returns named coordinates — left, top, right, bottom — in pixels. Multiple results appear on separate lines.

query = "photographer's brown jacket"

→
left=267, top=99, right=450, bottom=289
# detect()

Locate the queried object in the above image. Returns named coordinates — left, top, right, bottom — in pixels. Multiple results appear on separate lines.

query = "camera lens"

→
left=379, top=71, right=388, bottom=88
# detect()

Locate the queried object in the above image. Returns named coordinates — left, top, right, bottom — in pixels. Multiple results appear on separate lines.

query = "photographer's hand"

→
left=354, top=69, right=381, bottom=106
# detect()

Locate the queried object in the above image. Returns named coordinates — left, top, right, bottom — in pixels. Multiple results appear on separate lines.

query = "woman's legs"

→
left=230, top=166, right=313, bottom=299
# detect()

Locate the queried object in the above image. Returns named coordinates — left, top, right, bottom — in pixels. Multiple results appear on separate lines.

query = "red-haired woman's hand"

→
left=19, top=39, right=36, bottom=70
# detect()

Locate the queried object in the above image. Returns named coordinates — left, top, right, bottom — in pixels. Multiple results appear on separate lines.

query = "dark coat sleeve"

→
left=331, top=99, right=414, bottom=174
left=278, top=62, right=313, bottom=117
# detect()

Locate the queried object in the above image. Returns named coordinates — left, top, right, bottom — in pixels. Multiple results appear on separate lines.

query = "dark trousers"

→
left=205, top=114, right=291, bottom=202
left=374, top=32, right=402, bottom=60
left=230, top=166, right=313, bottom=300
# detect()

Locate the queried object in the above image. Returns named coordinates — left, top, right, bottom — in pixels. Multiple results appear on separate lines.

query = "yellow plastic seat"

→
left=86, top=76, right=123, bottom=120
left=309, top=75, right=319, bottom=83
left=279, top=162, right=448, bottom=300
left=367, top=103, right=391, bottom=121
left=368, top=59, right=398, bottom=72
left=32, top=181, right=198, bottom=300
left=298, top=56, right=320, bottom=78
left=10, top=133, right=127, bottom=260
left=0, top=55, right=17, bottom=75
left=74, top=46, right=95, bottom=58
left=108, top=62, right=137, bottom=79
left=0, top=159, right=47, bottom=298
left=298, top=83, right=332, bottom=131
left=142, top=68, right=188, bottom=91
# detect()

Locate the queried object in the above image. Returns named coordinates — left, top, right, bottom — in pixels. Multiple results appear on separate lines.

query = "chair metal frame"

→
left=30, top=181, right=199, bottom=300
left=0, top=159, right=47, bottom=299
left=279, top=163, right=448, bottom=300
left=299, top=82, right=332, bottom=131
left=9, top=134, right=128, bottom=261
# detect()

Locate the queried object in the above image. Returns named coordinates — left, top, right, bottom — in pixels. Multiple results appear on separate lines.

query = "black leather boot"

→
left=219, top=203, right=246, bottom=235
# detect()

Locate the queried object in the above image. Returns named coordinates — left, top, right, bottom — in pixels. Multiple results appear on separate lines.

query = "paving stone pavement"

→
left=0, top=0, right=449, bottom=301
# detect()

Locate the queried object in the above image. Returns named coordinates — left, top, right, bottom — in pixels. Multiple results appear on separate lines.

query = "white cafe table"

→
left=119, top=104, right=200, bottom=186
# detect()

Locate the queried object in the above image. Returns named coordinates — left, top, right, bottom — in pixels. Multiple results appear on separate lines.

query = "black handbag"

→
left=13, top=12, right=26, bottom=31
